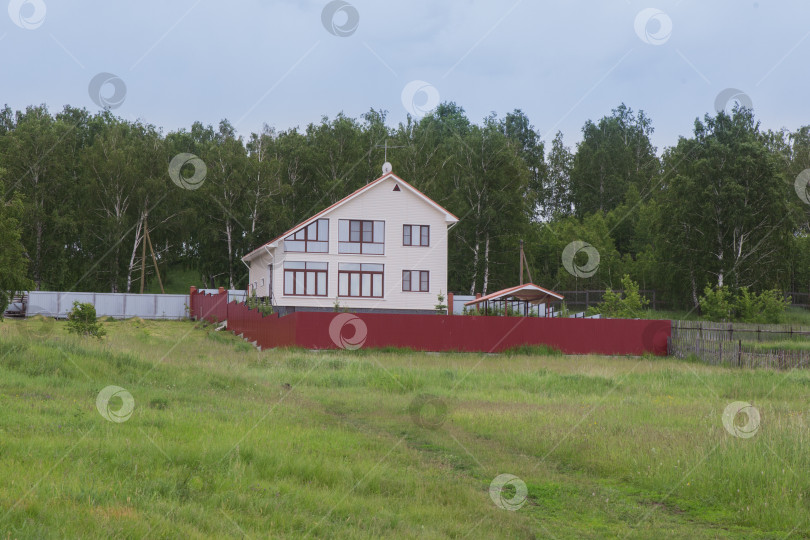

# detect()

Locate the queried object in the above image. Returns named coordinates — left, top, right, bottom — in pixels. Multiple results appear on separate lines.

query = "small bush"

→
left=700, top=286, right=789, bottom=324
left=435, top=290, right=448, bottom=315
left=734, top=287, right=759, bottom=323
left=589, top=275, right=649, bottom=318
left=756, top=289, right=791, bottom=324
left=246, top=290, right=273, bottom=316
left=699, top=285, right=734, bottom=322
left=66, top=302, right=106, bottom=339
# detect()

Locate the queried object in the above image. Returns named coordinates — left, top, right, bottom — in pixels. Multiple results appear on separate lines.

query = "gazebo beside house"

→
left=464, top=283, right=564, bottom=317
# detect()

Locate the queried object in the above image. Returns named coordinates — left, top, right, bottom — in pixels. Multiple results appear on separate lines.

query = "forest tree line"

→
left=1, top=102, right=809, bottom=310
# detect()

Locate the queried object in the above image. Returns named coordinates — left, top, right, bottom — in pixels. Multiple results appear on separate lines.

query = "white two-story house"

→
left=241, top=167, right=459, bottom=314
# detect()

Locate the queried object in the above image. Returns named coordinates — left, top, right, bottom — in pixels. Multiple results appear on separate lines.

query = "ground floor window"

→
left=402, top=270, right=429, bottom=292
left=283, top=262, right=328, bottom=296
left=338, top=263, right=383, bottom=297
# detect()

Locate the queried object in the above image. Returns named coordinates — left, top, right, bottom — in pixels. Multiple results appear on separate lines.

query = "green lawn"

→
left=1, top=318, right=809, bottom=538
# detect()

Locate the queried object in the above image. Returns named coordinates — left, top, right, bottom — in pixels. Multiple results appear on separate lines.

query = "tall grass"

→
left=0, top=318, right=807, bottom=538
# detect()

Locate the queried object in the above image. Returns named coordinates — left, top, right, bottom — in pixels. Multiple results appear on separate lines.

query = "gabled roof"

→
left=242, top=172, right=459, bottom=261
left=464, top=283, right=564, bottom=306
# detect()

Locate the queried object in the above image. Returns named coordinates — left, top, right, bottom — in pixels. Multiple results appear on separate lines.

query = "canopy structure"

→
left=464, top=283, right=565, bottom=317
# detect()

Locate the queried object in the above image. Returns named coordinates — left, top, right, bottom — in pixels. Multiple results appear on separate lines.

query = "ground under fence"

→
left=191, top=290, right=670, bottom=355
left=668, top=320, right=810, bottom=369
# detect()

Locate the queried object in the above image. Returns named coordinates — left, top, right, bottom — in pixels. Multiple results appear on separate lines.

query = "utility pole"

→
left=519, top=240, right=523, bottom=285
left=145, top=221, right=165, bottom=294
left=139, top=211, right=165, bottom=294
left=139, top=213, right=147, bottom=294
left=519, top=240, right=533, bottom=285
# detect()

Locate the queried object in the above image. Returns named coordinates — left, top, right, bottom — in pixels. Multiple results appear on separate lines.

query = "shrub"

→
left=246, top=290, right=273, bottom=316
left=757, top=289, right=792, bottom=324
left=435, top=290, right=448, bottom=315
left=699, top=285, right=734, bottom=322
left=741, top=288, right=790, bottom=324
left=66, top=302, right=106, bottom=338
left=700, top=286, right=790, bottom=324
left=590, top=275, right=649, bottom=318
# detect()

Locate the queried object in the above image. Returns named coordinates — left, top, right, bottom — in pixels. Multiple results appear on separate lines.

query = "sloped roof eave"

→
left=463, top=283, right=565, bottom=306
left=242, top=172, right=458, bottom=262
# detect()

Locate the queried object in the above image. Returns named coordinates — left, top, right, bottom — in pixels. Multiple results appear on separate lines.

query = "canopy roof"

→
left=464, top=283, right=564, bottom=306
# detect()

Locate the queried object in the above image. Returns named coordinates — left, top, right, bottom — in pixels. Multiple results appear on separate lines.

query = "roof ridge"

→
left=242, top=172, right=458, bottom=261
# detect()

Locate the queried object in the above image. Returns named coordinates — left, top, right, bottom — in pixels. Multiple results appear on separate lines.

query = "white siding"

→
left=247, top=250, right=274, bottom=298
left=248, top=175, right=451, bottom=311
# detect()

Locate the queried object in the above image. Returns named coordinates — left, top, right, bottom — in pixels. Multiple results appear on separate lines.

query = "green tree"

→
left=0, top=174, right=32, bottom=315
left=590, top=274, right=649, bottom=318
left=542, top=131, right=573, bottom=220
left=569, top=104, right=659, bottom=217
left=1, top=105, right=72, bottom=290
left=659, top=108, right=793, bottom=306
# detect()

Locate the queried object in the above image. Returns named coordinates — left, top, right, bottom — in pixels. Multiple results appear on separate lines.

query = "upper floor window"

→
left=284, top=219, right=328, bottom=253
left=403, top=225, right=429, bottom=247
left=338, top=219, right=384, bottom=255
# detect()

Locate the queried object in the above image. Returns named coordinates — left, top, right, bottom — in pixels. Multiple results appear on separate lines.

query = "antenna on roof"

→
left=374, top=139, right=406, bottom=181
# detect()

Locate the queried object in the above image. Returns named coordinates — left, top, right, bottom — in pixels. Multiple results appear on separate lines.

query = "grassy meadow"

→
left=1, top=317, right=809, bottom=538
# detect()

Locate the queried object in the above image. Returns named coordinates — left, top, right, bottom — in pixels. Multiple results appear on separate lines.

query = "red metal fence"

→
left=190, top=289, right=671, bottom=356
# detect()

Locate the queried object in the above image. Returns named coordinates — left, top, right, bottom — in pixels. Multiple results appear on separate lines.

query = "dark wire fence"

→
left=668, top=320, right=810, bottom=370
left=557, top=290, right=809, bottom=312
left=556, top=290, right=661, bottom=310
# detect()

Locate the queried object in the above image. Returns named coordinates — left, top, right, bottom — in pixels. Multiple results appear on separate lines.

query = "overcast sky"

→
left=2, top=0, right=808, bottom=151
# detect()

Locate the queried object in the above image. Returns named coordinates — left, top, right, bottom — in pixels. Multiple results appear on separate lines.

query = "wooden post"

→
left=519, top=240, right=523, bottom=285
left=447, top=292, right=454, bottom=315
left=189, top=286, right=196, bottom=319
left=139, top=213, right=147, bottom=294
left=145, top=224, right=165, bottom=294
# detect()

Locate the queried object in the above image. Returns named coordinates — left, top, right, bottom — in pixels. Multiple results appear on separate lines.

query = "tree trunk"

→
left=469, top=237, right=480, bottom=295
left=126, top=213, right=144, bottom=293
left=226, top=220, right=234, bottom=289
left=482, top=233, right=490, bottom=295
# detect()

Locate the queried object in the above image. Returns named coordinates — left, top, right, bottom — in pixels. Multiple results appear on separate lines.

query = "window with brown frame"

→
left=403, top=224, right=429, bottom=246
left=283, top=262, right=328, bottom=296
left=338, top=263, right=383, bottom=297
left=284, top=219, right=329, bottom=253
left=402, top=270, right=429, bottom=292
left=338, top=219, right=384, bottom=255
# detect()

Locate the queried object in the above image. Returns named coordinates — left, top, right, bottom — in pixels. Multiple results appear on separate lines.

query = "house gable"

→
left=242, top=173, right=457, bottom=262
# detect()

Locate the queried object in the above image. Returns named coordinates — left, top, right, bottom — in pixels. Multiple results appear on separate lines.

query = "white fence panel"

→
left=452, top=295, right=475, bottom=315
left=25, top=291, right=189, bottom=320
left=199, top=289, right=247, bottom=303
left=155, top=295, right=188, bottom=319
left=26, top=291, right=59, bottom=317
left=95, top=294, right=126, bottom=318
